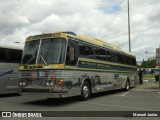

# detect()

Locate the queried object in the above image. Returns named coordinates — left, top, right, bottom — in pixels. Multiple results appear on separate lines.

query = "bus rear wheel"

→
left=125, top=81, right=130, bottom=91
left=81, top=81, right=91, bottom=101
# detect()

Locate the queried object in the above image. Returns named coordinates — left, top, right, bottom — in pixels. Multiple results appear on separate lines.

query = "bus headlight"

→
left=22, top=82, right=26, bottom=86
left=46, top=81, right=49, bottom=86
left=20, top=82, right=23, bottom=86
left=46, top=81, right=54, bottom=86
left=50, top=82, right=54, bottom=86
left=19, top=81, right=26, bottom=86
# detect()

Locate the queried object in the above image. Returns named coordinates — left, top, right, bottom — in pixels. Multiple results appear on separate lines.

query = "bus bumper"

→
left=20, top=91, right=68, bottom=98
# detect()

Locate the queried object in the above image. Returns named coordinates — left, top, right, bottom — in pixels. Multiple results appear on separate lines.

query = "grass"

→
left=143, top=74, right=154, bottom=79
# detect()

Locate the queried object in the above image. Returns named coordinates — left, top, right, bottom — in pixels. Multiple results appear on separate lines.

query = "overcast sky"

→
left=0, top=0, right=160, bottom=61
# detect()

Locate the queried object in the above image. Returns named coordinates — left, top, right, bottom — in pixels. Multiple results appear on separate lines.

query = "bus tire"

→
left=125, top=80, right=130, bottom=91
left=17, top=90, right=22, bottom=96
left=81, top=81, right=91, bottom=101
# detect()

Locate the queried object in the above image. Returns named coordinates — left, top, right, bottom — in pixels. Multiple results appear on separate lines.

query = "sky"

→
left=0, top=0, right=160, bottom=61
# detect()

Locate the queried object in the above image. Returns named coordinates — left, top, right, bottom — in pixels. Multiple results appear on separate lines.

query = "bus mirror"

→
left=69, top=46, right=75, bottom=61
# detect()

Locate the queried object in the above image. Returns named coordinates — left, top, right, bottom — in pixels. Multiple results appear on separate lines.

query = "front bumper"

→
left=20, top=88, right=68, bottom=98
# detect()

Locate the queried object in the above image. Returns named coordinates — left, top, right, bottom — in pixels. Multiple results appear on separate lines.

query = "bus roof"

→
left=26, top=31, right=135, bottom=57
left=0, top=41, right=24, bottom=50
left=65, top=32, right=135, bottom=57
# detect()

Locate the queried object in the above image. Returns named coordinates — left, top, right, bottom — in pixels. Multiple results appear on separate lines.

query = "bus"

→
left=0, top=42, right=23, bottom=94
left=19, top=32, right=137, bottom=100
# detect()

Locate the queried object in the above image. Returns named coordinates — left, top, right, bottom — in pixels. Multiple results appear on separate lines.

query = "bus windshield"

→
left=21, top=38, right=66, bottom=64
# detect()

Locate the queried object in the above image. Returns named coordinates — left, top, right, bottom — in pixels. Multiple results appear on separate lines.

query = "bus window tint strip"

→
left=78, top=60, right=137, bottom=72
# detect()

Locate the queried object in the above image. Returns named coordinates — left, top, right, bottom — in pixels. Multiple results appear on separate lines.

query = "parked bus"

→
left=19, top=32, right=137, bottom=100
left=0, top=42, right=23, bottom=94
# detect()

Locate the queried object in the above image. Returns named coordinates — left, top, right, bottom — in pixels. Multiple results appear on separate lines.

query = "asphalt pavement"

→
left=0, top=80, right=160, bottom=120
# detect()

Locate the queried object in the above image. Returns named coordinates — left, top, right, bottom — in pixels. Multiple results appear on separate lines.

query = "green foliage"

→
left=141, top=59, right=156, bottom=68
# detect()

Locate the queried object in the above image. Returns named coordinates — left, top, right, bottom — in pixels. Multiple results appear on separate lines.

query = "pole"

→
left=145, top=52, right=148, bottom=68
left=159, top=68, right=160, bottom=89
left=128, top=0, right=131, bottom=52
left=159, top=46, right=160, bottom=89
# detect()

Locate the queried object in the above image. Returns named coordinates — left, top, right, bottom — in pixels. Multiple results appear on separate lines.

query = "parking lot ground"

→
left=0, top=82, right=160, bottom=120
left=132, top=80, right=160, bottom=91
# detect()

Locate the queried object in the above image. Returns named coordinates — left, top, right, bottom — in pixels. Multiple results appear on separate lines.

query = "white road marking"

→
left=131, top=89, right=160, bottom=92
left=84, top=102, right=160, bottom=111
left=121, top=91, right=129, bottom=96
left=156, top=92, right=160, bottom=97
left=114, top=95, right=129, bottom=97
left=114, top=92, right=129, bottom=97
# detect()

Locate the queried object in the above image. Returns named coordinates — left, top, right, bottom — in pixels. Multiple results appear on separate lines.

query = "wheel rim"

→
left=82, top=85, right=89, bottom=98
left=126, top=82, right=129, bottom=90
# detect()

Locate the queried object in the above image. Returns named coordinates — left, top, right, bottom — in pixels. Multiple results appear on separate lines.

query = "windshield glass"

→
left=21, top=38, right=66, bottom=64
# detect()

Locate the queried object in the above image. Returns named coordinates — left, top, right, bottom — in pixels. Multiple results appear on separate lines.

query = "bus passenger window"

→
left=131, top=57, right=136, bottom=66
left=124, top=56, right=130, bottom=65
left=0, top=48, right=7, bottom=61
left=8, top=49, right=22, bottom=63
left=78, top=43, right=94, bottom=59
left=110, top=52, right=117, bottom=62
left=95, top=48, right=107, bottom=61
left=117, top=53, right=124, bottom=64
left=106, top=50, right=111, bottom=61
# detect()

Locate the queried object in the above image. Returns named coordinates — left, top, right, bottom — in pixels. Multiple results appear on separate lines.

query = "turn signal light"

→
left=49, top=70, right=55, bottom=81
left=57, top=80, right=64, bottom=87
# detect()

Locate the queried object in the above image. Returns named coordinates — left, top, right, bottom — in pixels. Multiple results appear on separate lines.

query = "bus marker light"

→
left=57, top=80, right=64, bottom=87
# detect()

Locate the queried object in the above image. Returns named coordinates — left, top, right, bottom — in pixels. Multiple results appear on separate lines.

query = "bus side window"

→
left=95, top=48, right=107, bottom=61
left=0, top=48, right=7, bottom=62
left=78, top=43, right=94, bottom=59
left=110, top=51, right=117, bottom=63
left=106, top=50, right=111, bottom=61
left=8, top=49, right=22, bottom=63
left=117, top=53, right=124, bottom=64
left=131, top=57, right=136, bottom=66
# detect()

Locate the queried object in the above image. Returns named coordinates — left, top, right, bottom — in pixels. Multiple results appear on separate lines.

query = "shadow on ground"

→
left=0, top=93, right=20, bottom=98
left=22, top=96, right=80, bottom=106
left=22, top=89, right=127, bottom=106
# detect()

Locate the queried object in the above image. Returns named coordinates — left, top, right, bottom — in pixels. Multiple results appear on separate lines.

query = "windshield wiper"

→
left=25, top=56, right=34, bottom=65
left=40, top=55, right=48, bottom=66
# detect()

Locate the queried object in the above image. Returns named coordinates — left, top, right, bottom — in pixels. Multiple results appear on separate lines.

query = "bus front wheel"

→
left=81, top=81, right=91, bottom=101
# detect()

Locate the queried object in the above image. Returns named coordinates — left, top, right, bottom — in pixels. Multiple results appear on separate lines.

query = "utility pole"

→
left=145, top=52, right=148, bottom=68
left=127, top=0, right=131, bottom=52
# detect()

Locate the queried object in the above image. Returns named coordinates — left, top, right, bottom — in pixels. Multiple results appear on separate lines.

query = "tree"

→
left=141, top=59, right=156, bottom=68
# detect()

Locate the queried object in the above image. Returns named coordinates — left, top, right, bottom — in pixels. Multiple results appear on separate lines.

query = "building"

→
left=148, top=56, right=156, bottom=61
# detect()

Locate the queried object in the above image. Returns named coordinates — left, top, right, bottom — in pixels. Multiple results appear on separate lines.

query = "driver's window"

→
left=66, top=39, right=77, bottom=66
